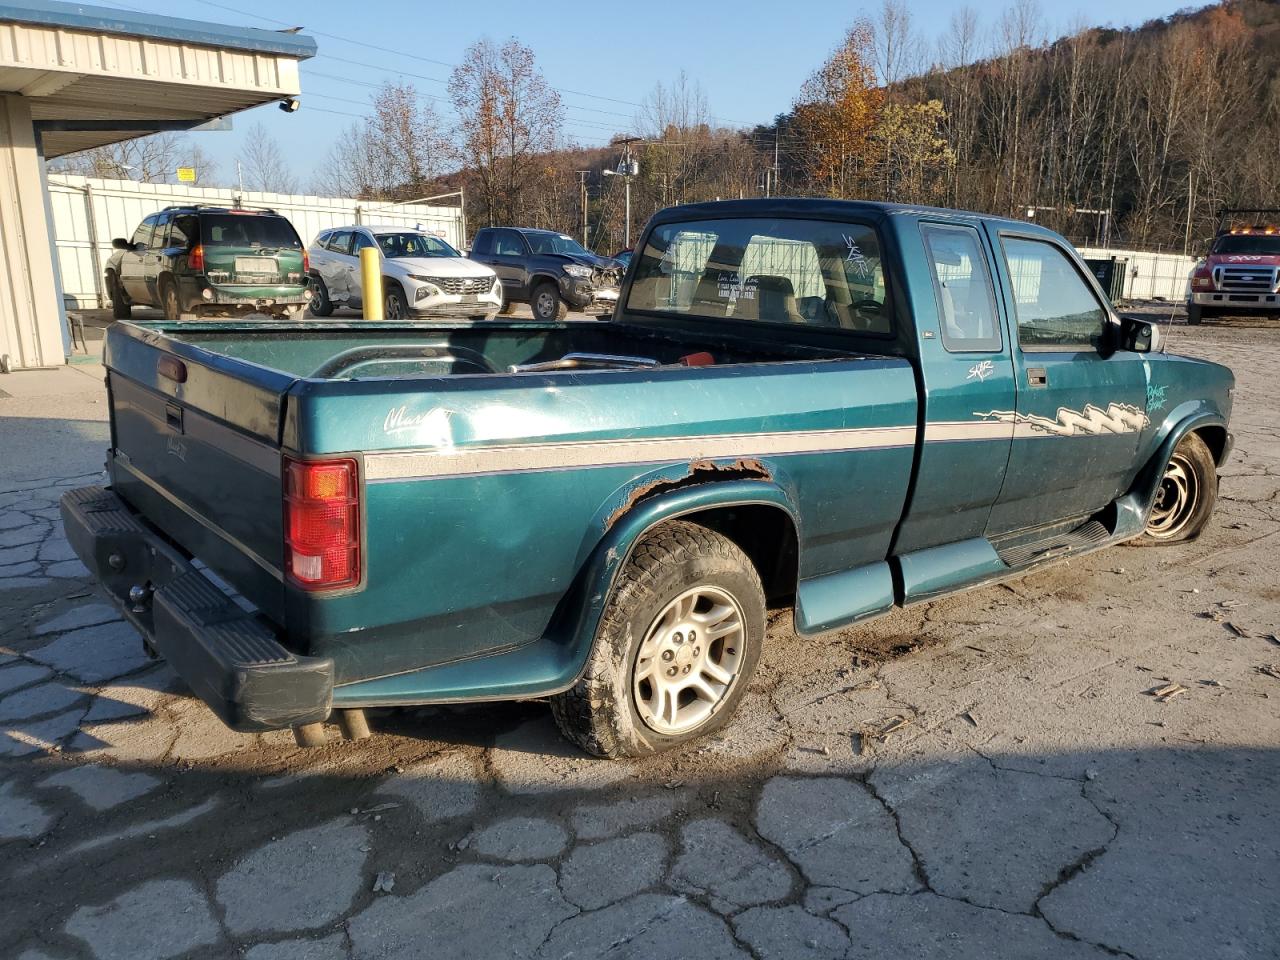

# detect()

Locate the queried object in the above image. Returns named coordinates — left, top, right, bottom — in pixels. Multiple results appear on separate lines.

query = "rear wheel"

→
left=309, top=277, right=334, bottom=317
left=108, top=272, right=131, bottom=320
left=551, top=521, right=765, bottom=758
left=1141, top=432, right=1217, bottom=543
left=532, top=282, right=567, bottom=321
left=160, top=279, right=181, bottom=322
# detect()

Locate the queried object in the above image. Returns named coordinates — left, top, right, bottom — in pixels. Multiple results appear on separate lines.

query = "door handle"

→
left=1028, top=367, right=1048, bottom=387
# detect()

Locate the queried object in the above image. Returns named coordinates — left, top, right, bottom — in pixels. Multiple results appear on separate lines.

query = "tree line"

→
left=52, top=1, right=1280, bottom=256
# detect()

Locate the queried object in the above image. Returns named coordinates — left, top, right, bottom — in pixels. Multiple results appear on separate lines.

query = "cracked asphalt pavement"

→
left=1, top=317, right=1278, bottom=959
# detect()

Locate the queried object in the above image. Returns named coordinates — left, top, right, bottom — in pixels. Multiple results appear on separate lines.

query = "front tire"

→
left=532, top=282, right=568, bottom=321
left=1140, top=432, right=1218, bottom=543
left=383, top=282, right=409, bottom=321
left=1187, top=304, right=1209, bottom=325
left=551, top=521, right=765, bottom=758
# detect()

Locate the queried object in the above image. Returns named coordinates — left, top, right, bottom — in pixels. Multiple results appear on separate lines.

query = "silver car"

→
left=308, top=225, right=502, bottom=320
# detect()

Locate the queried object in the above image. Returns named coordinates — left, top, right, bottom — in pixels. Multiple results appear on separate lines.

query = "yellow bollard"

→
left=360, top=246, right=383, bottom=320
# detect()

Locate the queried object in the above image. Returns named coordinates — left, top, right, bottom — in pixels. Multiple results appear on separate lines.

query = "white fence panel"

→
left=48, top=174, right=465, bottom=307
left=1076, top=246, right=1196, bottom=303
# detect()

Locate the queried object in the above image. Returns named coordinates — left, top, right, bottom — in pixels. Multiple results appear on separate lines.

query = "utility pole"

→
left=576, top=170, right=590, bottom=247
left=603, top=137, right=642, bottom=249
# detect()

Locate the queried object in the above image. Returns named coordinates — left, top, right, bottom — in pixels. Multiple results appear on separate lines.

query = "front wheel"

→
left=532, top=282, right=568, bottom=321
left=1140, top=432, right=1218, bottom=543
left=1187, top=304, right=1210, bottom=325
left=383, top=283, right=409, bottom=321
left=551, top=521, right=765, bottom=758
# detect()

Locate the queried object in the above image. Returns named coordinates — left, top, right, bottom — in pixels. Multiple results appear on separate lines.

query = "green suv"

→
left=106, top=206, right=309, bottom=320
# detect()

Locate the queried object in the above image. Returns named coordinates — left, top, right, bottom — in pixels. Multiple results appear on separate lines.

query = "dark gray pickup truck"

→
left=469, top=227, right=623, bottom=319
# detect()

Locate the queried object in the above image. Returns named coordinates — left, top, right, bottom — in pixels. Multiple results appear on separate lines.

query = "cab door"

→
left=120, top=215, right=157, bottom=303
left=984, top=232, right=1148, bottom=536
left=490, top=229, right=532, bottom=300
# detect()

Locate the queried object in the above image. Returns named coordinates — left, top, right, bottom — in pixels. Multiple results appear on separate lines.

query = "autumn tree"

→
left=312, top=82, right=446, bottom=200
left=791, top=23, right=883, bottom=197
left=448, top=38, right=563, bottom=227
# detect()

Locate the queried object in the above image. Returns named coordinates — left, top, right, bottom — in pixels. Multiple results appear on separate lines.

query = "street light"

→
left=603, top=153, right=640, bottom=248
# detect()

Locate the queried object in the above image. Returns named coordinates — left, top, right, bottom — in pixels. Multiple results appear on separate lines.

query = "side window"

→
left=130, top=216, right=156, bottom=249
left=328, top=231, right=352, bottom=255
left=494, top=230, right=525, bottom=257
left=169, top=215, right=197, bottom=250
left=153, top=213, right=172, bottom=248
left=471, top=231, right=493, bottom=256
left=352, top=232, right=376, bottom=252
left=1002, top=237, right=1108, bottom=349
left=921, top=223, right=1002, bottom=352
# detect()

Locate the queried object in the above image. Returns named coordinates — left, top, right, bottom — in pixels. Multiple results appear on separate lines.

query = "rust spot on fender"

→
left=605, top=458, right=773, bottom=530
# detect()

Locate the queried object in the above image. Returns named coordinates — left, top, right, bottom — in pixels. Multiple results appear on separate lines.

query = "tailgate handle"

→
left=165, top=402, right=184, bottom=433
left=1027, top=367, right=1048, bottom=387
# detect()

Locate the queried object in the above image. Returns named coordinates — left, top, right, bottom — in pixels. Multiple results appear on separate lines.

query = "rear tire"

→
left=160, top=279, right=181, bottom=322
left=108, top=272, right=131, bottom=320
left=551, top=521, right=765, bottom=758
left=532, top=282, right=568, bottom=321
left=309, top=277, right=334, bottom=317
left=1139, top=432, right=1218, bottom=544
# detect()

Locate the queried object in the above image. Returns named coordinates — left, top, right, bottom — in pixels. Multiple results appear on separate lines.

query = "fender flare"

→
left=1129, top=403, right=1229, bottom=514
left=549, top=479, right=800, bottom=687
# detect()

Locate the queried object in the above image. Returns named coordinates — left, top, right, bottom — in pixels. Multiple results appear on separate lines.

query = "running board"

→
left=995, top=520, right=1110, bottom=568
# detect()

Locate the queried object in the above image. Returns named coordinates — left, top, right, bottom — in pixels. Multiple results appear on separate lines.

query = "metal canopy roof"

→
left=0, top=0, right=316, bottom=157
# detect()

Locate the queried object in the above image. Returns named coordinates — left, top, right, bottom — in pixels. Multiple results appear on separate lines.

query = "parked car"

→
left=469, top=227, right=623, bottom=320
left=308, top=226, right=501, bottom=321
left=106, top=205, right=309, bottom=321
left=65, top=197, right=1233, bottom=759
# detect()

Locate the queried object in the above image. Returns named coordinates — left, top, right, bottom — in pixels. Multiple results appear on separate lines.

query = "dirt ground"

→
left=0, top=312, right=1277, bottom=960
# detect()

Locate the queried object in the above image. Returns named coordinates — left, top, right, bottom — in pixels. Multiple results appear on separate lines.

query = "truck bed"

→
left=103, top=318, right=918, bottom=690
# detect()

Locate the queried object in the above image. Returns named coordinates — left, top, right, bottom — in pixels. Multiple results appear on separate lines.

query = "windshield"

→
left=526, top=233, right=590, bottom=257
left=376, top=232, right=459, bottom=259
left=1212, top=234, right=1280, bottom=256
left=201, top=214, right=301, bottom=248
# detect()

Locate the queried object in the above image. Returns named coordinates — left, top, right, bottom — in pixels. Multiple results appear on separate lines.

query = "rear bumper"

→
left=60, top=486, right=333, bottom=732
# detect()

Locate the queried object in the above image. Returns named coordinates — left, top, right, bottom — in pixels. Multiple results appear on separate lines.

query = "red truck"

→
left=1188, top=208, right=1280, bottom=325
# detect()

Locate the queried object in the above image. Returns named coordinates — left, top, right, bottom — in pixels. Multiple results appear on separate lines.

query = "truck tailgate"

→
left=105, top=327, right=296, bottom=622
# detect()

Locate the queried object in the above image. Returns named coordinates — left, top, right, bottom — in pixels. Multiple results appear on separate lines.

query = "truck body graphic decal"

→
left=975, top=402, right=1149, bottom=438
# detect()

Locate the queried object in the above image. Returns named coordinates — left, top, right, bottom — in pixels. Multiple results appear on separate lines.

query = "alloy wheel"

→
left=632, top=586, right=746, bottom=735
left=1147, top=451, right=1200, bottom=539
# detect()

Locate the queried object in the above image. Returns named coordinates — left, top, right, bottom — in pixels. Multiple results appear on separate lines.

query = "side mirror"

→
left=112, top=237, right=129, bottom=250
left=1118, top=314, right=1157, bottom=353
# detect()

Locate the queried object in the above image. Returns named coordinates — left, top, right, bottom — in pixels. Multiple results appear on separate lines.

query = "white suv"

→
left=308, top=225, right=502, bottom=320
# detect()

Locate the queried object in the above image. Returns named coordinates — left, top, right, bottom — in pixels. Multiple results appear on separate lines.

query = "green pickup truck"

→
left=63, top=199, right=1234, bottom=757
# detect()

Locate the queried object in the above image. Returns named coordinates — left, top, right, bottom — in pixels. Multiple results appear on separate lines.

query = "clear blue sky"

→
left=113, top=0, right=1193, bottom=189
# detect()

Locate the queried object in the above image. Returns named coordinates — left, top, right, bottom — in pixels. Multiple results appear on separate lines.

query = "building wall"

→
left=0, top=94, right=65, bottom=370
left=47, top=175, right=466, bottom=307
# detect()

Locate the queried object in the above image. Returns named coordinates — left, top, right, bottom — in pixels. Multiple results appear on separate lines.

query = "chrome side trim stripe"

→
left=924, top=420, right=1015, bottom=443
left=364, top=425, right=918, bottom=481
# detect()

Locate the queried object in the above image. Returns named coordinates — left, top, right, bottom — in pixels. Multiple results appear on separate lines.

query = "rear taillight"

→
left=189, top=244, right=205, bottom=272
left=302, top=248, right=310, bottom=274
left=283, top=457, right=360, bottom=591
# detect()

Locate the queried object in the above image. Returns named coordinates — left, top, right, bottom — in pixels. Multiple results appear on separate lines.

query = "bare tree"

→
left=873, top=0, right=923, bottom=88
left=51, top=132, right=218, bottom=185
left=448, top=37, right=563, bottom=226
left=237, top=122, right=297, bottom=194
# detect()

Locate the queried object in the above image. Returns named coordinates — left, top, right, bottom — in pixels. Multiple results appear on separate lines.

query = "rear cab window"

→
left=625, top=217, right=891, bottom=333
left=1001, top=236, right=1108, bottom=350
